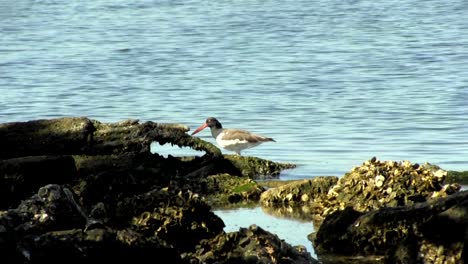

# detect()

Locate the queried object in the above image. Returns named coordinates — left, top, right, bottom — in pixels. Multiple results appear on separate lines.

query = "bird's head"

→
left=191, top=117, right=222, bottom=135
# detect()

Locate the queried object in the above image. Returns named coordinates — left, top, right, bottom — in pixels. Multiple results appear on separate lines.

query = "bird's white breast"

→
left=216, top=131, right=262, bottom=152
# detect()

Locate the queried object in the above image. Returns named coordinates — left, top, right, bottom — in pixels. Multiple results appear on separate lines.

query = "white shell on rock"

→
left=434, top=169, right=447, bottom=178
left=375, top=175, right=385, bottom=187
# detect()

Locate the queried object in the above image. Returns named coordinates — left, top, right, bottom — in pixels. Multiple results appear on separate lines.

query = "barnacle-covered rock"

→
left=312, top=190, right=468, bottom=263
left=259, top=177, right=338, bottom=224
left=131, top=190, right=225, bottom=251
left=313, top=157, right=461, bottom=225
left=260, top=176, right=338, bottom=225
left=311, top=158, right=466, bottom=263
left=260, top=177, right=339, bottom=206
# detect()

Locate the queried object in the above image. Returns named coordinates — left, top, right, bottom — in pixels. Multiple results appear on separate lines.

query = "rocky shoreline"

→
left=1, top=117, right=467, bottom=263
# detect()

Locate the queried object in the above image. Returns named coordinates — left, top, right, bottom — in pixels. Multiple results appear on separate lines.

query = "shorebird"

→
left=191, top=117, right=276, bottom=155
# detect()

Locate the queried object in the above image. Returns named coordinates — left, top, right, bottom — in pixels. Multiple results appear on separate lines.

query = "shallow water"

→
left=213, top=207, right=317, bottom=258
left=2, top=0, right=468, bottom=259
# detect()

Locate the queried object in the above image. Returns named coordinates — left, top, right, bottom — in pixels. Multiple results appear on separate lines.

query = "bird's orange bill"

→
left=191, top=123, right=208, bottom=135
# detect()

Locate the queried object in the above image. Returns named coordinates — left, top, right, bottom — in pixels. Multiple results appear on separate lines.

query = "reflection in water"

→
left=261, top=204, right=315, bottom=222
left=214, top=206, right=316, bottom=258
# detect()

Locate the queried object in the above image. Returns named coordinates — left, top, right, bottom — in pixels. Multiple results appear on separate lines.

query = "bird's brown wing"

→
left=221, top=129, right=275, bottom=143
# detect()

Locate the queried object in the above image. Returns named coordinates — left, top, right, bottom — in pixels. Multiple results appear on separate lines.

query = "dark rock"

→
left=18, top=228, right=181, bottom=264
left=182, top=157, right=242, bottom=178
left=0, top=117, right=304, bottom=263
left=0, top=117, right=221, bottom=159
left=131, top=190, right=225, bottom=251
left=312, top=190, right=468, bottom=263
left=0, top=155, right=77, bottom=209
left=0, top=117, right=96, bottom=159
left=0, top=184, right=88, bottom=261
left=184, top=224, right=319, bottom=264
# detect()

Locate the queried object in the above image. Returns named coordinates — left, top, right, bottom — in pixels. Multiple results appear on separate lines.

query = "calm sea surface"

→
left=2, top=0, right=468, bottom=178
left=2, top=0, right=468, bottom=257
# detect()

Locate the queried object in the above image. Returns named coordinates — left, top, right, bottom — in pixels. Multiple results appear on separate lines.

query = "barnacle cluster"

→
left=316, top=157, right=461, bottom=220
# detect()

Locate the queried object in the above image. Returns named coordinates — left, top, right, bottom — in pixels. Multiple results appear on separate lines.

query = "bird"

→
left=191, top=117, right=275, bottom=155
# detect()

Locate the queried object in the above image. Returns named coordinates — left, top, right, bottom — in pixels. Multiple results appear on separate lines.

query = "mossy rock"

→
left=176, top=155, right=296, bottom=179
left=446, top=171, right=468, bottom=185
left=224, top=155, right=296, bottom=179
left=197, top=174, right=266, bottom=208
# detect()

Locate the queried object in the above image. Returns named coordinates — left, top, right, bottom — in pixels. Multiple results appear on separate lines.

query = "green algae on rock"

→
left=176, top=173, right=266, bottom=208
left=177, top=154, right=296, bottom=179
left=446, top=170, right=468, bottom=185
left=224, top=154, right=296, bottom=179
left=204, top=174, right=265, bottom=208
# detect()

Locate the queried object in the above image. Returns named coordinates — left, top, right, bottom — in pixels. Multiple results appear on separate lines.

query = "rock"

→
left=0, top=155, right=77, bottom=209
left=312, top=190, right=468, bottom=263
left=0, top=184, right=88, bottom=261
left=259, top=177, right=338, bottom=224
left=18, top=228, right=181, bottom=263
left=194, top=174, right=266, bottom=208
left=311, top=158, right=461, bottom=227
left=260, top=177, right=339, bottom=206
left=0, top=117, right=221, bottom=159
left=446, top=170, right=468, bottom=184
left=131, top=190, right=225, bottom=251
left=0, top=117, right=303, bottom=263
left=224, top=155, right=296, bottom=179
left=183, top=224, right=319, bottom=264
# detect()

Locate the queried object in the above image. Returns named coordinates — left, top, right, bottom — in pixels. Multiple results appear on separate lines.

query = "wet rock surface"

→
left=0, top=117, right=308, bottom=263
